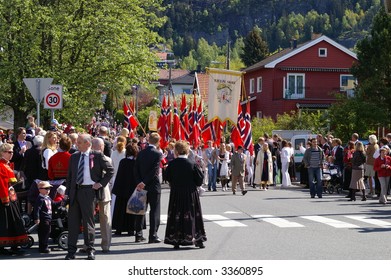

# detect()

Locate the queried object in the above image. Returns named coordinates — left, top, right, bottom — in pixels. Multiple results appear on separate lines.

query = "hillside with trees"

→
left=159, top=0, right=381, bottom=68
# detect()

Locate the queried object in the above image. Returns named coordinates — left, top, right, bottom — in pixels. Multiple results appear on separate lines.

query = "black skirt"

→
left=164, top=186, right=207, bottom=246
left=0, top=201, right=28, bottom=247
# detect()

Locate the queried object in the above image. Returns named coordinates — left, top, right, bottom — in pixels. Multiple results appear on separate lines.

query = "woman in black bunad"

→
left=0, top=143, right=29, bottom=255
left=164, top=141, right=207, bottom=249
left=111, top=143, right=145, bottom=241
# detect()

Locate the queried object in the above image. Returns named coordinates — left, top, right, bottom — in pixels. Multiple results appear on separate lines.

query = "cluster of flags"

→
left=123, top=94, right=254, bottom=155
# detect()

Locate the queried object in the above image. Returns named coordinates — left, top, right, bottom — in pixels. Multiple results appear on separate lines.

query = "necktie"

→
left=76, top=154, right=85, bottom=185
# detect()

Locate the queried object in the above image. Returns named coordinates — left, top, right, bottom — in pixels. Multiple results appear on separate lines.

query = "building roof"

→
left=244, top=35, right=357, bottom=73
left=194, top=72, right=209, bottom=104
left=158, top=69, right=190, bottom=83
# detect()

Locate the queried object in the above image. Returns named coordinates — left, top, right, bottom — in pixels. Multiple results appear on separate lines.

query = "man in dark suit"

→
left=134, top=132, right=162, bottom=243
left=97, top=126, right=112, bottom=157
left=65, top=134, right=113, bottom=260
left=11, top=127, right=29, bottom=171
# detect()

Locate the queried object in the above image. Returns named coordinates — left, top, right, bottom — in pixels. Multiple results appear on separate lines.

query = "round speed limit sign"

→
left=44, top=85, right=63, bottom=109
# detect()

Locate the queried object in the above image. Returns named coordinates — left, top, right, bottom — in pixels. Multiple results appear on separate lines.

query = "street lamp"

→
left=132, top=85, right=138, bottom=116
left=156, top=83, right=165, bottom=104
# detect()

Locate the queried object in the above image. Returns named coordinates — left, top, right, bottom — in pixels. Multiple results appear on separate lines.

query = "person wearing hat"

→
left=230, top=145, right=248, bottom=195
left=49, top=119, right=59, bottom=131
left=33, top=181, right=64, bottom=253
left=374, top=146, right=391, bottom=204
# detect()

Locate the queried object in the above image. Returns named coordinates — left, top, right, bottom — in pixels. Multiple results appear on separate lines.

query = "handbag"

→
left=126, top=189, right=148, bottom=215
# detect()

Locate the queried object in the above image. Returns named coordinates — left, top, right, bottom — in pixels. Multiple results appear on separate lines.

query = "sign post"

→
left=23, top=78, right=53, bottom=127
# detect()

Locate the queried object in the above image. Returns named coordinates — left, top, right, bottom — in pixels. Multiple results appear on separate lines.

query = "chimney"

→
left=196, top=64, right=201, bottom=73
left=292, top=39, right=297, bottom=49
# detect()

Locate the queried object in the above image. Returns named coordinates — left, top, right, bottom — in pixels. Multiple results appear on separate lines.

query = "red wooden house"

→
left=243, top=35, right=358, bottom=120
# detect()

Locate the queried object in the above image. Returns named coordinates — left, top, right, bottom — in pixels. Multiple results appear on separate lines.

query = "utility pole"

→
left=226, top=40, right=231, bottom=70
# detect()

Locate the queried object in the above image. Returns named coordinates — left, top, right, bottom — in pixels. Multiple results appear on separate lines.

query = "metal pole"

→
left=135, top=86, right=138, bottom=116
left=51, top=109, right=55, bottom=121
left=36, top=79, right=41, bottom=127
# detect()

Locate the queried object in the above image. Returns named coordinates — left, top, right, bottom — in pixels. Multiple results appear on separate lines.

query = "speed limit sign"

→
left=44, top=85, right=63, bottom=109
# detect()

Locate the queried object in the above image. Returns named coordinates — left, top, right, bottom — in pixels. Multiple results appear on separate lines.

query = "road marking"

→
left=252, top=215, right=304, bottom=228
left=224, top=211, right=241, bottom=214
left=203, top=214, right=247, bottom=227
left=160, top=214, right=167, bottom=225
left=345, top=215, right=391, bottom=228
left=301, top=216, right=359, bottom=228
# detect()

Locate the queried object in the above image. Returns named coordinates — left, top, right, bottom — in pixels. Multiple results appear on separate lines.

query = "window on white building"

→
left=249, top=78, right=255, bottom=94
left=285, top=73, right=305, bottom=99
left=256, top=77, right=262, bottom=93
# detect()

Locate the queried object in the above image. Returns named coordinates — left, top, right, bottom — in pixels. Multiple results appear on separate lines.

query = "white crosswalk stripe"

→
left=202, top=215, right=248, bottom=227
left=252, top=215, right=304, bottom=228
left=301, top=215, right=359, bottom=228
left=345, top=215, right=391, bottom=228
left=160, top=213, right=391, bottom=229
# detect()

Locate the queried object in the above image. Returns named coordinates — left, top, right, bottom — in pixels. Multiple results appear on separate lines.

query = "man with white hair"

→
left=90, top=137, right=113, bottom=254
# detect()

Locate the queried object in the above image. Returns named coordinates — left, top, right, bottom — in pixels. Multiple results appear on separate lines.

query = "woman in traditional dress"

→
left=254, top=143, right=273, bottom=190
left=348, top=141, right=367, bottom=201
left=0, top=143, right=29, bottom=255
left=164, top=141, right=206, bottom=249
left=111, top=143, right=145, bottom=241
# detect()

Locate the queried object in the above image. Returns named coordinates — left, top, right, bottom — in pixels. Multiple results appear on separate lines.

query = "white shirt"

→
left=79, top=149, right=95, bottom=185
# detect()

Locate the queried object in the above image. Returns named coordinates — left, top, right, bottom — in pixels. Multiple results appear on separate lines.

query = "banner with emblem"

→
left=207, top=68, right=243, bottom=124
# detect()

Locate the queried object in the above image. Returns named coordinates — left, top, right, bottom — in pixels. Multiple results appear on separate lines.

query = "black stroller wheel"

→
left=21, top=236, right=34, bottom=249
left=328, top=186, right=334, bottom=194
left=58, top=231, right=68, bottom=250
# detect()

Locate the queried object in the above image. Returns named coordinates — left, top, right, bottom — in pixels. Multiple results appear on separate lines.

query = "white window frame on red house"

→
left=249, top=78, right=255, bottom=94
left=284, top=73, right=305, bottom=99
left=256, top=77, right=263, bottom=93
left=318, top=48, right=327, bottom=57
left=340, top=74, right=356, bottom=97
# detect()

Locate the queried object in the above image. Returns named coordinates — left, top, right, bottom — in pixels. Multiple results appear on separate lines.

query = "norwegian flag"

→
left=197, top=98, right=205, bottom=130
left=123, top=101, right=138, bottom=131
left=129, top=98, right=135, bottom=114
left=157, top=95, right=169, bottom=149
left=201, top=120, right=217, bottom=145
left=189, top=94, right=200, bottom=148
left=171, top=99, right=181, bottom=140
left=242, top=102, right=254, bottom=155
left=180, top=94, right=189, bottom=140
left=230, top=124, right=244, bottom=150
left=237, top=103, right=246, bottom=137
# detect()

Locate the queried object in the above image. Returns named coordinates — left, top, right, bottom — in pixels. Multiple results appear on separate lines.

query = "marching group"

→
left=1, top=112, right=391, bottom=260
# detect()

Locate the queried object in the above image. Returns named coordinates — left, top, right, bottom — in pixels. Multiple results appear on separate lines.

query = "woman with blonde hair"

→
left=110, top=135, right=127, bottom=216
left=348, top=141, right=367, bottom=201
left=365, top=134, right=379, bottom=196
left=0, top=143, right=29, bottom=255
left=41, top=131, right=58, bottom=180
left=254, top=143, right=273, bottom=190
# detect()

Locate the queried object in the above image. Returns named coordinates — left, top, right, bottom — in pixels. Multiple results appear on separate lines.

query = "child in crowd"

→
left=54, top=185, right=66, bottom=202
left=33, top=181, right=64, bottom=253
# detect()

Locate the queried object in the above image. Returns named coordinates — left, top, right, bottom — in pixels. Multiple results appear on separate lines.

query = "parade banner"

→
left=207, top=68, right=243, bottom=124
left=148, top=110, right=158, bottom=131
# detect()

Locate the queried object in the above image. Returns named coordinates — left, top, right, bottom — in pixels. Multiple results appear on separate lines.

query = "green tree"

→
left=240, top=26, right=269, bottom=67
left=349, top=8, right=391, bottom=128
left=0, top=0, right=165, bottom=129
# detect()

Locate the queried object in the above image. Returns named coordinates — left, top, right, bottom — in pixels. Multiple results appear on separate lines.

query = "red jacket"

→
left=48, top=151, right=71, bottom=180
left=374, top=156, right=391, bottom=177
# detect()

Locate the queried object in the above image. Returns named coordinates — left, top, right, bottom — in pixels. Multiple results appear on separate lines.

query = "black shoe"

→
left=233, top=191, right=236, bottom=195
left=148, top=237, right=162, bottom=244
left=102, top=249, right=110, bottom=254
left=65, top=253, right=75, bottom=260
left=39, top=248, right=50, bottom=254
left=311, top=196, right=315, bottom=198
left=174, top=245, right=180, bottom=250
left=78, top=248, right=87, bottom=254
left=9, top=248, right=26, bottom=255
left=87, top=251, right=95, bottom=260
left=135, top=236, right=146, bottom=243
left=348, top=197, right=356, bottom=201
left=362, top=197, right=367, bottom=201
left=0, top=248, right=13, bottom=255
left=127, top=231, right=135, bottom=236
left=242, top=190, right=247, bottom=196
left=195, top=242, right=205, bottom=249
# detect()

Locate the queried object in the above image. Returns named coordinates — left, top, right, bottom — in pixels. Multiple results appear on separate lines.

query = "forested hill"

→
left=159, top=0, right=381, bottom=57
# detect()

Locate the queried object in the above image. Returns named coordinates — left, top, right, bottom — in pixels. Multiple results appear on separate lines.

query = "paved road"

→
left=2, top=182, right=391, bottom=261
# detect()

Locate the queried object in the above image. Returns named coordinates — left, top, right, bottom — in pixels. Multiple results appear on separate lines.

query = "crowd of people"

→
left=1, top=111, right=391, bottom=259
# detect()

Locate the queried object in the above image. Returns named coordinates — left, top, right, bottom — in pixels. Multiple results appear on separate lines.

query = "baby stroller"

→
left=21, top=204, right=69, bottom=250
left=322, top=165, right=342, bottom=194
